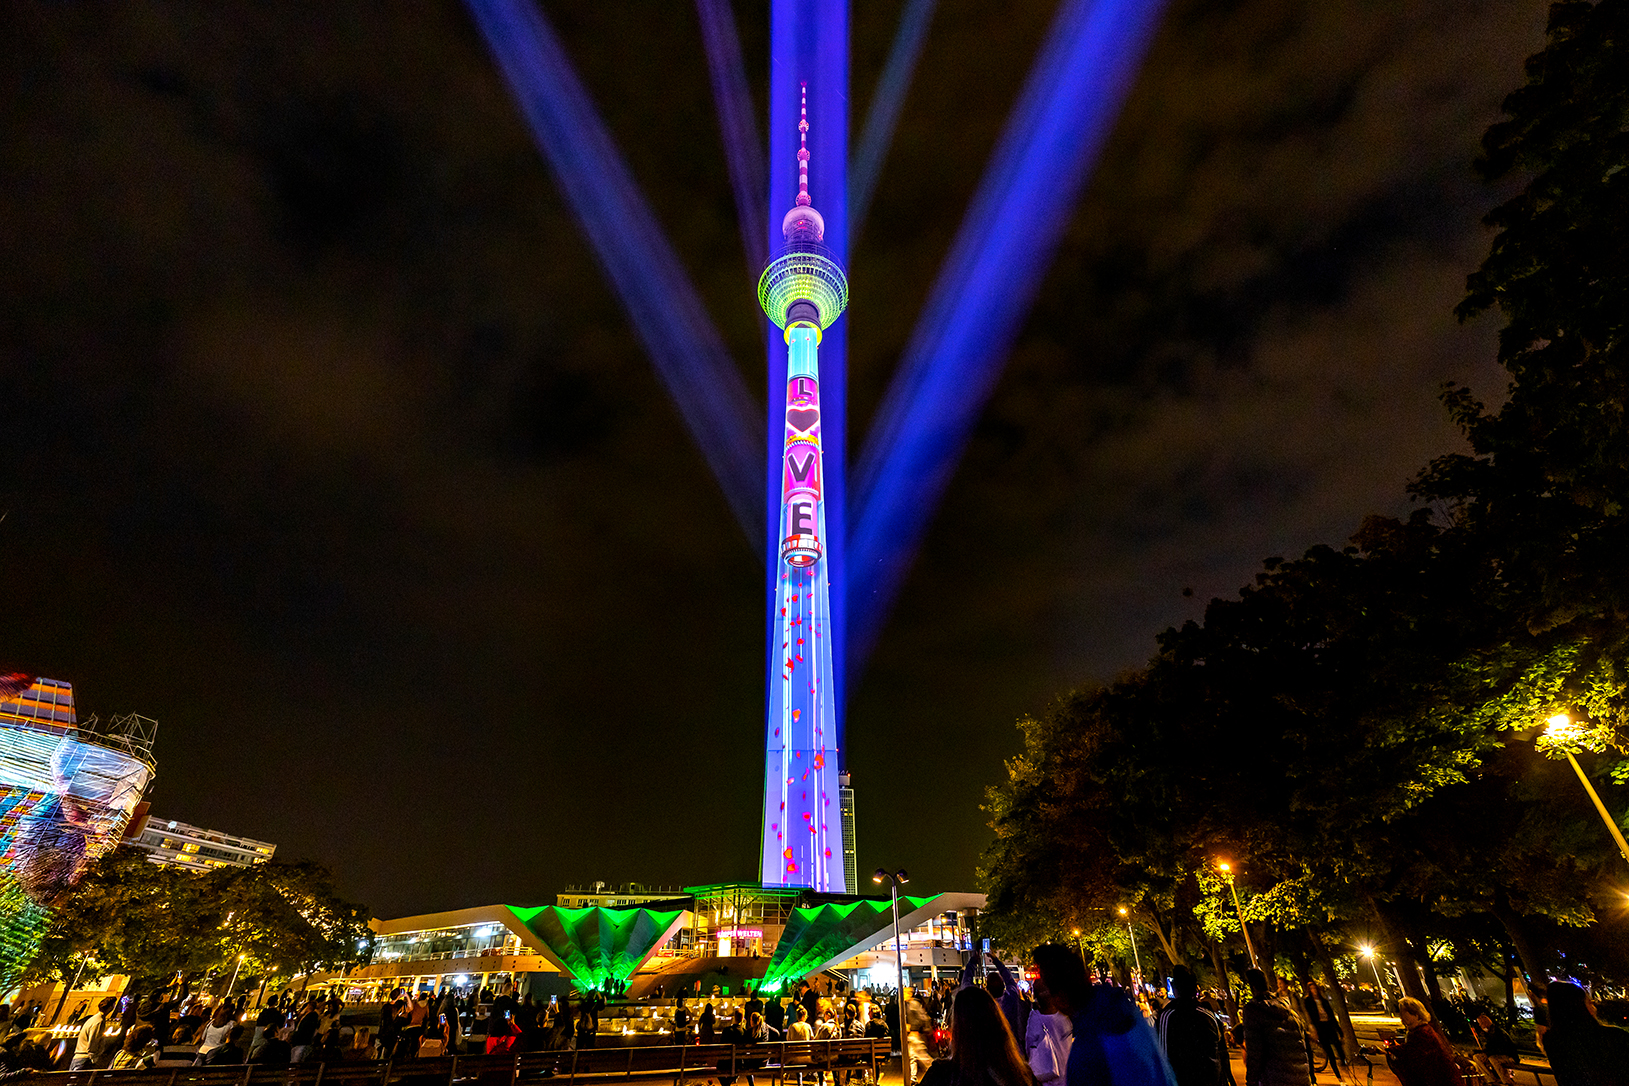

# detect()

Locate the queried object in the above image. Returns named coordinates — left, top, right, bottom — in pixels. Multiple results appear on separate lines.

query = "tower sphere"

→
left=759, top=245, right=848, bottom=334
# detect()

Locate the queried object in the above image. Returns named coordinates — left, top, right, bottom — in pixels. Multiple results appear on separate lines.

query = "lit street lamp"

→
left=874, top=868, right=912, bottom=1086
left=1545, top=714, right=1629, bottom=870
left=1359, top=945, right=1387, bottom=995
left=1118, top=907, right=1142, bottom=987
left=1217, top=862, right=1258, bottom=968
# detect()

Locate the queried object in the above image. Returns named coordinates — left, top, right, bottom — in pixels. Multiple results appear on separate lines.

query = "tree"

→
left=24, top=851, right=372, bottom=992
left=1416, top=0, right=1629, bottom=762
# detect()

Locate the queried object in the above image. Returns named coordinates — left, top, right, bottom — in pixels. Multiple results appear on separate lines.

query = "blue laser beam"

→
left=695, top=0, right=768, bottom=276
left=767, top=0, right=850, bottom=748
left=849, top=0, right=938, bottom=243
left=848, top=0, right=1167, bottom=670
left=466, top=0, right=763, bottom=543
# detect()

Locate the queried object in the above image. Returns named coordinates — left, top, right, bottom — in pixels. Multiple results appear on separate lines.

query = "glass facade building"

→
left=127, top=815, right=275, bottom=871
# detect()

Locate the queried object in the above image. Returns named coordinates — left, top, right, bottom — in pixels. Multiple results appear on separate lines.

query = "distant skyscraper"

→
left=758, top=86, right=849, bottom=892
left=839, top=772, right=857, bottom=893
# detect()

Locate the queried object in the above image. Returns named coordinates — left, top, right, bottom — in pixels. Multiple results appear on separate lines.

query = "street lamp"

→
left=1119, top=907, right=1142, bottom=988
left=875, top=868, right=912, bottom=1086
left=1545, top=714, right=1629, bottom=870
left=1217, top=862, right=1258, bottom=968
left=1359, top=945, right=1386, bottom=994
left=225, top=954, right=246, bottom=999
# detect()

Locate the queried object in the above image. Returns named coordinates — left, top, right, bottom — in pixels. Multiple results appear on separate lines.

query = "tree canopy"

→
left=24, top=851, right=373, bottom=992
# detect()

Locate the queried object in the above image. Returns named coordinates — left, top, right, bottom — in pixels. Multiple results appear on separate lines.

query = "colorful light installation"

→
left=514, top=904, right=688, bottom=991
left=0, top=680, right=153, bottom=988
left=758, top=89, right=848, bottom=893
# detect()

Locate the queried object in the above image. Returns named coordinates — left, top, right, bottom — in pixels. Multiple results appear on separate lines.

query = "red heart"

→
left=787, top=408, right=819, bottom=432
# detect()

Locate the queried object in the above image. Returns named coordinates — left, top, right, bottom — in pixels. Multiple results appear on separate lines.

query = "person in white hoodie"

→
left=1026, top=960, right=1075, bottom=1085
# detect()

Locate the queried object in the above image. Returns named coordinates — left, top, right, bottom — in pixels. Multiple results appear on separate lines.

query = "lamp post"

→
left=1545, top=714, right=1629, bottom=870
left=1217, top=862, right=1258, bottom=968
left=1358, top=945, right=1386, bottom=994
left=1118, top=907, right=1142, bottom=989
left=875, top=868, right=912, bottom=1086
left=225, top=954, right=246, bottom=999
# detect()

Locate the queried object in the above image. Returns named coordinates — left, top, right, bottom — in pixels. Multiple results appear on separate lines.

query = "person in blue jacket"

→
left=1031, top=944, right=1177, bottom=1086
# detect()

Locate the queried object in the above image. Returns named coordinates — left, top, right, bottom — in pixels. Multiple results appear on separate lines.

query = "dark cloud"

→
left=0, top=0, right=1547, bottom=914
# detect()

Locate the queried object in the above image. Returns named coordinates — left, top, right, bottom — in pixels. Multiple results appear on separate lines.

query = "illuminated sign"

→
left=718, top=928, right=764, bottom=940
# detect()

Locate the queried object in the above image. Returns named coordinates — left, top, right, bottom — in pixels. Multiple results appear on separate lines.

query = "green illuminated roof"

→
left=762, top=894, right=938, bottom=988
left=513, top=904, right=686, bottom=990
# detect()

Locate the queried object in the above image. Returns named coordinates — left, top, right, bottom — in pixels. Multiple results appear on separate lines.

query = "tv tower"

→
left=757, top=85, right=849, bottom=892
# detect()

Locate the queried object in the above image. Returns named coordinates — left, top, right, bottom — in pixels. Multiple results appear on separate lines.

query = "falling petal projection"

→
left=514, top=904, right=688, bottom=991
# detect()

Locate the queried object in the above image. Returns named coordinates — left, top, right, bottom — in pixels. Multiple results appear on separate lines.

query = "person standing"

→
left=1025, top=959, right=1074, bottom=1086
left=198, top=1024, right=248, bottom=1065
left=291, top=998, right=324, bottom=1062
left=375, top=993, right=403, bottom=1061
left=198, top=1002, right=238, bottom=1057
left=1539, top=982, right=1629, bottom=1086
left=1030, top=943, right=1174, bottom=1086
left=918, top=987, right=1032, bottom=1086
left=69, top=996, right=117, bottom=1071
left=961, top=954, right=1024, bottom=1039
left=545, top=1002, right=575, bottom=1051
left=438, top=989, right=462, bottom=1054
left=1385, top=997, right=1462, bottom=1086
left=575, top=1003, right=598, bottom=1050
left=1301, top=983, right=1346, bottom=1082
left=788, top=1003, right=817, bottom=1084
left=1156, top=966, right=1232, bottom=1086
left=486, top=994, right=517, bottom=1055
left=904, top=987, right=935, bottom=1084
left=1242, top=969, right=1311, bottom=1086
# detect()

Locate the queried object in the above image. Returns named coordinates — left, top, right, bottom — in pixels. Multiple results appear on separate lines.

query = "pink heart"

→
left=787, top=408, right=820, bottom=432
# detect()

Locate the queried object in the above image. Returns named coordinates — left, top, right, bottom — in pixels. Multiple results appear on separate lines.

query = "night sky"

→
left=0, top=0, right=1547, bottom=918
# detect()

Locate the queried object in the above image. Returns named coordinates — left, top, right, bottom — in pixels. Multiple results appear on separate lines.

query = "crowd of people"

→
left=5, top=955, right=1624, bottom=1086
left=52, top=984, right=356, bottom=1071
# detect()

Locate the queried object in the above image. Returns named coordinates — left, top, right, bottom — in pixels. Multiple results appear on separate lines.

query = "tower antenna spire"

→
left=796, top=82, right=811, bottom=207
left=778, top=84, right=826, bottom=246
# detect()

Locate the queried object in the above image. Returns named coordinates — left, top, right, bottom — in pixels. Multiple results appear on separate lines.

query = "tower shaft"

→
left=761, top=327, right=843, bottom=890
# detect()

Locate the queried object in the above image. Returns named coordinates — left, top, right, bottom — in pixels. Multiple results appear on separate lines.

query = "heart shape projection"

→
left=787, top=408, right=820, bottom=432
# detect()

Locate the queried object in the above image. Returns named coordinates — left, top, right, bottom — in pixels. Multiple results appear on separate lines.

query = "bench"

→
left=16, top=1040, right=891, bottom=1086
